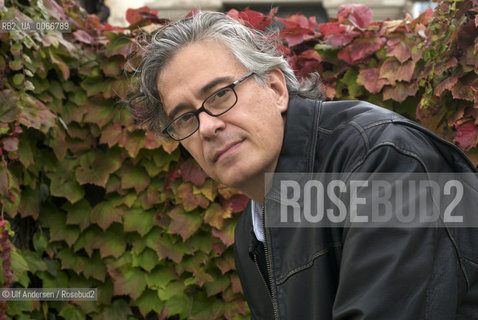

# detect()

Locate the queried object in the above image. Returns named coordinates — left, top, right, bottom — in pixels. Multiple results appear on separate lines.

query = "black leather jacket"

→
left=234, top=97, right=478, bottom=319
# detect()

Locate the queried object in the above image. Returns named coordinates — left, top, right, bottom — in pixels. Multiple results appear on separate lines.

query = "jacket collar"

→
left=275, top=96, right=321, bottom=174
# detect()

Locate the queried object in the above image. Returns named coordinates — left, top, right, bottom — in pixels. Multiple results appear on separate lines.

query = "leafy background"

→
left=0, top=0, right=476, bottom=319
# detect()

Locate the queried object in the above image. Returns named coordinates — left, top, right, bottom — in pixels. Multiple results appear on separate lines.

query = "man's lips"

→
left=212, top=140, right=243, bottom=163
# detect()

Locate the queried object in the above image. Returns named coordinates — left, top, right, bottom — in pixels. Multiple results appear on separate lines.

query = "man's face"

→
left=157, top=40, right=288, bottom=196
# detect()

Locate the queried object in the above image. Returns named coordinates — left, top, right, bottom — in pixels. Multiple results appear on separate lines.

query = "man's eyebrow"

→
left=168, top=103, right=190, bottom=121
left=167, top=76, right=232, bottom=120
left=200, top=76, right=231, bottom=96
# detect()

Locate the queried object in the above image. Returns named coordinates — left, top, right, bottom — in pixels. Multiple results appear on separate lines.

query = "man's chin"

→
left=216, top=172, right=248, bottom=191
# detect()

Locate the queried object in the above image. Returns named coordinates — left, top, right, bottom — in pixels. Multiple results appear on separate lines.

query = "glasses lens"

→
left=167, top=112, right=198, bottom=140
left=204, top=87, right=237, bottom=115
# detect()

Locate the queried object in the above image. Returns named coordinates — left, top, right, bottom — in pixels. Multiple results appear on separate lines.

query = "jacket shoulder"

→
left=317, top=100, right=475, bottom=173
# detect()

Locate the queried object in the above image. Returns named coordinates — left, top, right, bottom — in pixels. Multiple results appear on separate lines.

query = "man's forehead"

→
left=156, top=40, right=247, bottom=113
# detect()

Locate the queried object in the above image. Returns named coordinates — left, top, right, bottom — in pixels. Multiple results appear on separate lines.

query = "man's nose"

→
left=197, top=111, right=225, bottom=138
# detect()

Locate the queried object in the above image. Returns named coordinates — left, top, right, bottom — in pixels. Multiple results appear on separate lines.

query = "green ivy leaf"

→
left=123, top=207, right=153, bottom=236
left=63, top=199, right=91, bottom=232
left=154, top=234, right=189, bottom=264
left=104, top=37, right=133, bottom=58
left=58, top=248, right=84, bottom=275
left=9, top=58, right=23, bottom=70
left=33, top=229, right=48, bottom=253
left=59, top=304, right=86, bottom=320
left=94, top=224, right=126, bottom=258
left=100, top=299, right=132, bottom=320
left=165, top=294, right=191, bottom=318
left=97, top=278, right=114, bottom=306
left=11, top=249, right=30, bottom=287
left=83, top=97, right=115, bottom=128
left=18, top=186, right=40, bottom=220
left=13, top=73, right=25, bottom=85
left=118, top=165, right=151, bottom=193
left=75, top=148, right=121, bottom=187
left=146, top=266, right=177, bottom=289
left=80, top=77, right=104, bottom=96
left=42, top=206, right=80, bottom=247
left=204, top=273, right=230, bottom=297
left=73, top=226, right=102, bottom=257
left=177, top=252, right=209, bottom=275
left=17, top=135, right=34, bottom=168
left=83, top=251, right=107, bottom=282
left=157, top=280, right=185, bottom=301
left=90, top=201, right=122, bottom=231
left=100, top=55, right=125, bottom=77
left=131, top=248, right=158, bottom=272
left=109, top=266, right=147, bottom=300
left=119, top=130, right=145, bottom=158
left=47, top=161, right=85, bottom=204
left=136, top=289, right=165, bottom=317
left=0, top=90, right=19, bottom=123
left=21, top=250, right=48, bottom=274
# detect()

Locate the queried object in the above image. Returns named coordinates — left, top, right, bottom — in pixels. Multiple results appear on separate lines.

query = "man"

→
left=130, top=11, right=478, bottom=319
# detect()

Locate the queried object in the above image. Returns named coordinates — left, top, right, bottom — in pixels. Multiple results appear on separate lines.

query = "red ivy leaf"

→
left=73, top=30, right=94, bottom=44
left=434, top=76, right=458, bottom=96
left=452, top=81, right=475, bottom=101
left=1, top=136, right=19, bottom=152
left=180, top=159, right=208, bottom=187
left=277, top=14, right=317, bottom=47
left=379, top=59, right=415, bottom=84
left=214, top=253, right=235, bottom=274
left=414, top=7, right=434, bottom=26
left=49, top=48, right=70, bottom=80
left=383, top=82, right=418, bottom=103
left=338, top=35, right=386, bottom=64
left=319, top=23, right=360, bottom=46
left=168, top=207, right=202, bottom=241
left=454, top=121, right=478, bottom=151
left=357, top=68, right=388, bottom=94
left=176, top=183, right=209, bottom=211
left=221, top=194, right=249, bottom=213
left=318, top=23, right=347, bottom=38
left=337, top=4, right=373, bottom=29
left=228, top=8, right=277, bottom=31
left=204, top=202, right=230, bottom=229
left=100, top=123, right=123, bottom=147
left=289, top=49, right=322, bottom=78
left=386, top=38, right=411, bottom=63
left=43, top=0, right=66, bottom=20
left=211, top=221, right=235, bottom=247
left=126, top=6, right=159, bottom=25
left=144, top=131, right=162, bottom=149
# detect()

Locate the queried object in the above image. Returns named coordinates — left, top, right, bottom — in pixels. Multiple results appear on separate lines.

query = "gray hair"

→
left=129, top=11, right=323, bottom=133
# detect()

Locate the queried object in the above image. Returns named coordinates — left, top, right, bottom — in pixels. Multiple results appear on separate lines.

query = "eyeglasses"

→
left=162, top=72, right=255, bottom=141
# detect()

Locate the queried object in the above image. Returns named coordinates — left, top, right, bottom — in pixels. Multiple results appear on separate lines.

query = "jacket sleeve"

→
left=332, top=145, right=453, bottom=319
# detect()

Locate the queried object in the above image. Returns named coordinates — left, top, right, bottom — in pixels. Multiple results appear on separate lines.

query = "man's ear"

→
left=267, top=68, right=289, bottom=113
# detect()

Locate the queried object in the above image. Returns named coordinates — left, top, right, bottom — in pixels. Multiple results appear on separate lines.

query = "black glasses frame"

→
left=162, top=71, right=255, bottom=141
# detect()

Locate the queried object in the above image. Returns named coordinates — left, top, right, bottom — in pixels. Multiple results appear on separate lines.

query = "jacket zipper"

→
left=252, top=254, right=272, bottom=300
left=262, top=205, right=279, bottom=320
